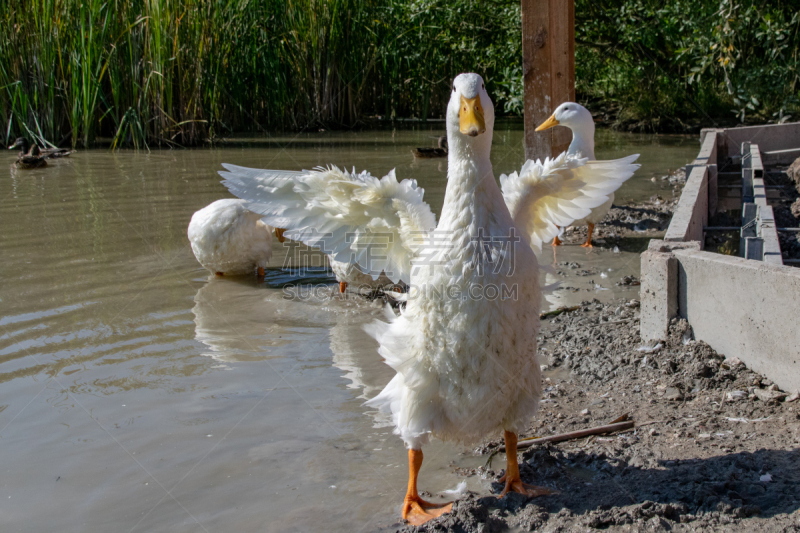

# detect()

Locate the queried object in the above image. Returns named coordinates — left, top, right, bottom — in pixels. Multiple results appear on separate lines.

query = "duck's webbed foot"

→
left=402, top=449, right=453, bottom=525
left=499, top=430, right=552, bottom=499
left=497, top=472, right=552, bottom=498
left=402, top=496, right=453, bottom=526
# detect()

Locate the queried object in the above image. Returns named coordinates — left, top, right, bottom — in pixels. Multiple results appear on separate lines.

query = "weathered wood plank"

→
left=550, top=0, right=574, bottom=158
left=521, top=0, right=574, bottom=161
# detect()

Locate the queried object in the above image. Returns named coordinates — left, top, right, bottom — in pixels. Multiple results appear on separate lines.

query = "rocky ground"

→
left=400, top=301, right=800, bottom=533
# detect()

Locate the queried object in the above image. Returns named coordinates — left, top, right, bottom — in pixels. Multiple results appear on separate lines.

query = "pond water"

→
left=0, top=125, right=697, bottom=532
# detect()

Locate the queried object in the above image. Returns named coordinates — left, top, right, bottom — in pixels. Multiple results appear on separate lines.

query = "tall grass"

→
left=0, top=0, right=386, bottom=147
left=0, top=0, right=527, bottom=147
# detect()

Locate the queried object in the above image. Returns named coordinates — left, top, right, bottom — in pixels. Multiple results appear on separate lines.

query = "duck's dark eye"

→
left=482, top=83, right=485, bottom=90
left=452, top=85, right=456, bottom=92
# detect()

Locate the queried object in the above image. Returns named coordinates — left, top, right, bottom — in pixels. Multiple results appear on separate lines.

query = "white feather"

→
left=500, top=153, right=640, bottom=253
left=219, top=165, right=436, bottom=284
left=441, top=481, right=468, bottom=497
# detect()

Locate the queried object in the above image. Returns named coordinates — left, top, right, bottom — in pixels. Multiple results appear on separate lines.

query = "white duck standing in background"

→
left=217, top=73, right=638, bottom=526
left=188, top=198, right=284, bottom=277
left=536, top=102, right=630, bottom=247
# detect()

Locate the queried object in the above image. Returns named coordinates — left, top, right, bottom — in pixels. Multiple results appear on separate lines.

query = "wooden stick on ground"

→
left=501, top=419, right=635, bottom=452
left=539, top=305, right=580, bottom=319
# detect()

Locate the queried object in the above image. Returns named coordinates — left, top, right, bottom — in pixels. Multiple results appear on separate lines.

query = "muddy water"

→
left=0, top=125, right=696, bottom=532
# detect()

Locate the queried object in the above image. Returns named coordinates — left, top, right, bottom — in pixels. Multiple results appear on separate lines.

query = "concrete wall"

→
left=762, top=147, right=800, bottom=166
left=693, top=131, right=718, bottom=214
left=695, top=130, right=718, bottom=166
left=673, top=248, right=800, bottom=392
left=664, top=165, right=708, bottom=244
left=720, top=122, right=800, bottom=158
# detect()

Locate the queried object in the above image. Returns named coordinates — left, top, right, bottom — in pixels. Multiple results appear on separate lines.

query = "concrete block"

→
left=750, top=143, right=764, bottom=177
left=753, top=175, right=768, bottom=207
left=744, top=237, right=763, bottom=260
left=696, top=130, right=718, bottom=165
left=665, top=166, right=708, bottom=244
left=673, top=248, right=800, bottom=392
left=758, top=205, right=782, bottom=265
left=640, top=250, right=676, bottom=342
left=740, top=203, right=758, bottom=256
left=640, top=240, right=701, bottom=342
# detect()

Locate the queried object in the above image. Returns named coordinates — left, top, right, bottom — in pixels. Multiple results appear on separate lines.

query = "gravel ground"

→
left=400, top=301, right=800, bottom=533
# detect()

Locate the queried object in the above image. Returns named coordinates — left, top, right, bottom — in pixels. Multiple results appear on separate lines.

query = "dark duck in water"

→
left=411, top=136, right=447, bottom=158
left=8, top=137, right=74, bottom=160
left=14, top=144, right=48, bottom=169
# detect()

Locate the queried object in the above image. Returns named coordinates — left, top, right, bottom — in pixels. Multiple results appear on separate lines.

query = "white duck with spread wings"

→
left=218, top=73, right=639, bottom=525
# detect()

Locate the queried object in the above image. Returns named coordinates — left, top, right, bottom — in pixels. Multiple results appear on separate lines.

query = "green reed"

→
left=0, top=0, right=521, bottom=148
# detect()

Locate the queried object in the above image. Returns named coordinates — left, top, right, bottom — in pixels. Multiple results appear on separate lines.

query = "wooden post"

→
left=521, top=0, right=575, bottom=161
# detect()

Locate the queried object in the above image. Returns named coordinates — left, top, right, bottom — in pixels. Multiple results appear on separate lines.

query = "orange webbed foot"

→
left=580, top=241, right=593, bottom=248
left=498, top=473, right=552, bottom=498
left=551, top=236, right=562, bottom=246
left=402, top=496, right=453, bottom=526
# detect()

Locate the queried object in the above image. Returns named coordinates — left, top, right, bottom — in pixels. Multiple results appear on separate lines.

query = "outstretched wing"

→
left=219, top=164, right=437, bottom=283
left=500, top=152, right=640, bottom=254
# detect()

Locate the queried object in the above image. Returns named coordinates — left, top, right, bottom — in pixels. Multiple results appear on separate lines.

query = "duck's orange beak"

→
left=275, top=228, right=286, bottom=243
left=459, top=95, right=486, bottom=137
left=536, top=114, right=559, bottom=131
